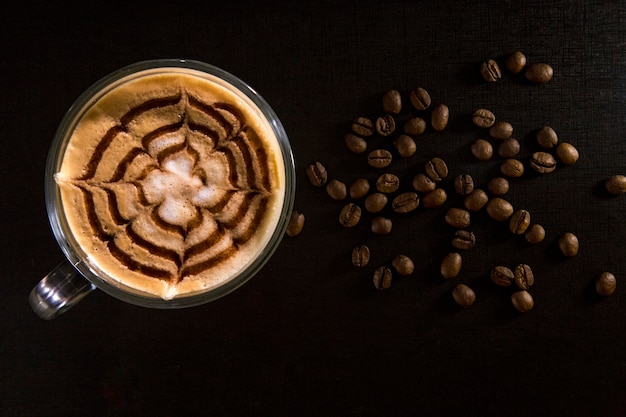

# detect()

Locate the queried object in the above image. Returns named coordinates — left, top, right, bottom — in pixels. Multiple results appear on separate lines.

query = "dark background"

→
left=2, top=1, right=626, bottom=416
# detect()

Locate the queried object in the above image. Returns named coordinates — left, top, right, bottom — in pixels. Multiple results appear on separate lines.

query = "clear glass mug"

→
left=30, top=59, right=296, bottom=319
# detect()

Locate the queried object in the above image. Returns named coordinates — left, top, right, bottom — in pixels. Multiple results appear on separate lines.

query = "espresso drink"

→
left=55, top=70, right=285, bottom=300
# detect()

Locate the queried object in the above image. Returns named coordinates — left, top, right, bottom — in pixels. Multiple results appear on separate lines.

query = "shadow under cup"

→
left=34, top=59, right=296, bottom=318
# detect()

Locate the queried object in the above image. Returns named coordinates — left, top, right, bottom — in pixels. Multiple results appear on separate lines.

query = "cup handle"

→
left=29, top=262, right=96, bottom=320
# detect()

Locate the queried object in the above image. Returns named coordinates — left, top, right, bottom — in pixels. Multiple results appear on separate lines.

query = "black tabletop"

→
left=2, top=1, right=626, bottom=416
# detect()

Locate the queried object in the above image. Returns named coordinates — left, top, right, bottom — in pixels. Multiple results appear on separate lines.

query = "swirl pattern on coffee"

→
left=56, top=72, right=283, bottom=299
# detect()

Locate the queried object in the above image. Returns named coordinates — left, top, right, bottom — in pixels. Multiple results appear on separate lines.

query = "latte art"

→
left=57, top=72, right=284, bottom=299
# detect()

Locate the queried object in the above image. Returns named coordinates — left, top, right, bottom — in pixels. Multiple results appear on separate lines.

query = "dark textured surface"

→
left=2, top=1, right=626, bottom=416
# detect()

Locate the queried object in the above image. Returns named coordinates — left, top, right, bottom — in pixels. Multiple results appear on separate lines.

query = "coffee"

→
left=505, top=51, right=526, bottom=74
left=480, top=59, right=501, bottom=82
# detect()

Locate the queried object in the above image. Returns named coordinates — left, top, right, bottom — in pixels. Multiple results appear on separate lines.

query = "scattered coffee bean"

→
left=425, top=157, right=448, bottom=181
left=505, top=51, right=527, bottom=74
left=511, top=290, right=534, bottom=312
left=422, top=188, right=447, bottom=208
left=373, top=266, right=393, bottom=290
left=326, top=179, right=347, bottom=201
left=364, top=192, right=388, bottom=213
left=487, top=177, right=509, bottom=196
left=605, top=175, right=626, bottom=195
left=412, top=173, right=436, bottom=193
left=441, top=252, right=462, bottom=279
left=445, top=208, right=471, bottom=229
left=489, top=121, right=513, bottom=139
left=596, top=272, right=616, bottom=296
left=536, top=126, right=558, bottom=148
left=558, top=232, right=579, bottom=257
left=530, top=151, right=557, bottom=174
left=339, top=203, right=361, bottom=228
left=306, top=161, right=328, bottom=187
left=431, top=104, right=449, bottom=131
left=349, top=178, right=370, bottom=199
left=351, top=245, right=370, bottom=267
left=392, top=192, right=419, bottom=214
left=500, top=158, right=525, bottom=178
left=451, top=230, right=476, bottom=250
left=409, top=87, right=431, bottom=111
left=452, top=284, right=476, bottom=307
left=286, top=210, right=305, bottom=237
left=480, top=59, right=502, bottom=82
left=472, top=108, right=496, bottom=128
left=525, top=224, right=546, bottom=244
left=404, top=117, right=427, bottom=135
left=498, top=138, right=520, bottom=158
left=486, top=197, right=514, bottom=222
left=371, top=216, right=393, bottom=235
left=392, top=255, right=414, bottom=276
left=491, top=266, right=514, bottom=287
left=514, top=264, right=534, bottom=290
left=471, top=139, right=494, bottom=161
left=555, top=142, right=579, bottom=165
left=345, top=132, right=367, bottom=154
left=394, top=134, right=417, bottom=158
left=351, top=116, right=374, bottom=137
left=367, top=149, right=393, bottom=168
left=509, top=209, right=531, bottom=234
left=454, top=174, right=474, bottom=195
left=375, top=114, right=396, bottom=136
left=376, top=173, right=400, bottom=194
left=464, top=189, right=489, bottom=212
left=382, top=89, right=402, bottom=114
left=525, top=63, right=554, bottom=83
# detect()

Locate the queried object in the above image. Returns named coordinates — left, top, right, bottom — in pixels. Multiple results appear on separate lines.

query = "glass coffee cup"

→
left=30, top=59, right=296, bottom=319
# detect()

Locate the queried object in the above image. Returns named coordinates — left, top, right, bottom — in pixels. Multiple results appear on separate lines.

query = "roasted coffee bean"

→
left=351, top=245, right=370, bottom=267
left=431, top=104, right=449, bottom=131
left=375, top=114, right=396, bottom=136
left=445, top=208, right=471, bottom=229
left=480, top=59, right=501, bottom=82
left=500, top=158, right=524, bottom=178
left=452, top=284, right=476, bottom=307
left=605, top=175, right=626, bottom=195
left=555, top=142, right=579, bottom=165
left=425, top=157, right=448, bottom=181
left=376, top=173, right=400, bottom=193
left=530, top=152, right=557, bottom=174
left=345, top=132, right=367, bottom=154
left=392, top=192, right=419, bottom=214
left=364, top=192, right=388, bottom=213
left=339, top=203, right=361, bottom=228
left=486, top=197, right=514, bottom=221
left=511, top=290, right=534, bottom=312
left=286, top=210, right=305, bottom=237
left=351, top=116, right=374, bottom=137
left=392, top=255, right=414, bottom=276
left=464, top=189, right=489, bottom=212
left=422, top=188, right=447, bottom=208
left=371, top=217, right=392, bottom=235
left=349, top=178, right=370, bottom=199
left=451, top=230, right=476, bottom=250
left=409, top=87, right=431, bottom=111
left=509, top=209, right=531, bottom=234
left=487, top=177, right=509, bottom=196
left=472, top=108, right=496, bottom=128
left=489, top=121, right=513, bottom=139
left=505, top=51, right=527, bottom=74
left=514, top=264, right=534, bottom=290
left=471, top=139, right=493, bottom=161
left=498, top=138, right=520, bottom=158
left=491, top=266, right=514, bottom=287
left=394, top=134, right=417, bottom=157
left=367, top=149, right=393, bottom=168
left=382, top=89, right=402, bottom=114
left=326, top=179, right=347, bottom=201
left=596, top=272, right=617, bottom=296
left=412, top=173, right=436, bottom=193
left=454, top=174, right=474, bottom=196
left=373, top=266, right=392, bottom=290
left=559, top=232, right=579, bottom=257
left=525, top=224, right=546, bottom=244
left=441, top=252, right=462, bottom=279
left=525, top=63, right=553, bottom=83
left=306, top=161, right=327, bottom=187
left=404, top=117, right=427, bottom=135
left=536, top=126, right=558, bottom=148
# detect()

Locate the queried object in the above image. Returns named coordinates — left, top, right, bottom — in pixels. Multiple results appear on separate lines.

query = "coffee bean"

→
left=558, top=232, right=579, bottom=257
left=422, top=188, right=447, bottom=208
left=367, top=149, right=393, bottom=168
left=451, top=230, right=476, bottom=250
left=364, top=193, right=388, bottom=213
left=525, top=63, right=553, bottom=83
left=509, top=209, right=531, bottom=234
left=536, top=126, right=558, bottom=148
left=454, top=174, right=474, bottom=196
left=500, top=158, right=524, bottom=178
left=605, top=175, right=626, bottom=195
left=511, top=290, right=534, bottom=312
left=392, top=192, right=419, bottom=214
left=514, top=264, right=534, bottom=290
left=555, top=142, right=579, bottom=165
left=392, top=255, right=414, bottom=276
left=596, top=272, right=617, bottom=296
left=445, top=208, right=471, bottom=229
left=394, top=134, right=417, bottom=157
left=498, top=138, right=520, bottom=158
left=375, top=114, right=396, bottom=136
left=480, top=59, right=502, bottom=82
left=486, top=197, right=514, bottom=222
left=326, top=179, right=347, bottom=201
left=487, top=177, right=509, bottom=196
left=425, top=157, right=448, bottom=181
left=345, top=132, right=367, bottom=154
left=441, top=252, right=462, bottom=279
left=472, top=108, right=496, bottom=128
left=530, top=152, right=557, bottom=174
left=351, top=116, right=374, bottom=137
left=404, top=117, right=427, bottom=136
left=376, top=173, right=400, bottom=193
left=306, top=161, right=328, bottom=187
left=351, top=245, right=370, bottom=267
left=382, top=89, right=402, bottom=114
left=373, top=266, right=392, bottom=290
left=339, top=203, right=361, bottom=228
left=471, top=139, right=493, bottom=161
left=349, top=178, right=370, bottom=199
left=491, top=266, right=514, bottom=287
left=412, top=173, right=436, bottom=193
left=371, top=217, right=392, bottom=235
left=525, top=224, right=545, bottom=244
left=431, top=104, right=449, bottom=131
left=409, top=87, right=431, bottom=111
left=452, top=284, right=476, bottom=307
left=505, top=51, right=527, bottom=74
left=489, top=121, right=513, bottom=140
left=464, top=189, right=489, bottom=212
left=286, top=210, right=305, bottom=237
